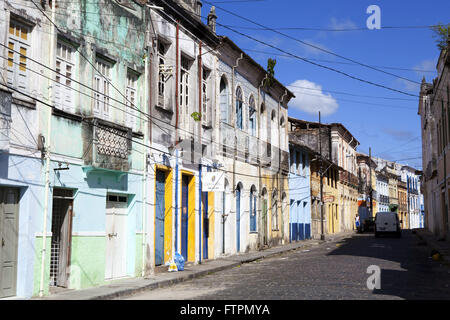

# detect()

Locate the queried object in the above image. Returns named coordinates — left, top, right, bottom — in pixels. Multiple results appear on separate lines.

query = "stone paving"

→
left=124, top=230, right=450, bottom=300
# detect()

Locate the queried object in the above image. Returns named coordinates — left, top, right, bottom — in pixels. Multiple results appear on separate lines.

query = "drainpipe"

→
left=39, top=1, right=57, bottom=297
left=231, top=53, right=243, bottom=193
left=174, top=22, right=180, bottom=256
left=198, top=42, right=202, bottom=264
left=278, top=90, right=287, bottom=243
left=258, top=74, right=267, bottom=247
left=141, top=6, right=152, bottom=277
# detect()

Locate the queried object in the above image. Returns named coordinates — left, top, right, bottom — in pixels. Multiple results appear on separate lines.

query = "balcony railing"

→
left=280, top=150, right=289, bottom=173
left=339, top=170, right=359, bottom=186
left=83, top=118, right=132, bottom=172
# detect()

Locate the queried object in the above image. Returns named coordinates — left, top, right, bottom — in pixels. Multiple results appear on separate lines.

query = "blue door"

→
left=298, top=200, right=304, bottom=240
left=290, top=199, right=296, bottom=242
left=250, top=193, right=257, bottom=232
left=202, top=192, right=208, bottom=259
left=181, top=175, right=189, bottom=261
left=236, top=186, right=241, bottom=252
left=155, top=170, right=165, bottom=265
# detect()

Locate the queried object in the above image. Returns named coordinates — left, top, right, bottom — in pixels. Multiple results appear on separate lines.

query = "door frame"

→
left=50, top=188, right=74, bottom=288
left=0, top=187, right=20, bottom=298
left=105, top=194, right=128, bottom=280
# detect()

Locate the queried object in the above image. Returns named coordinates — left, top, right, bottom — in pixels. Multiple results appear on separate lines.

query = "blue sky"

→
left=202, top=0, right=450, bottom=170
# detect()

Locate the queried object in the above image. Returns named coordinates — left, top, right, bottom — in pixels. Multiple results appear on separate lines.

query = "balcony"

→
left=248, top=134, right=259, bottom=165
left=0, top=89, right=12, bottom=152
left=260, top=141, right=271, bottom=167
left=280, top=150, right=289, bottom=174
left=220, top=122, right=235, bottom=158
left=82, top=118, right=132, bottom=173
left=339, top=170, right=359, bottom=187
left=236, top=128, right=249, bottom=162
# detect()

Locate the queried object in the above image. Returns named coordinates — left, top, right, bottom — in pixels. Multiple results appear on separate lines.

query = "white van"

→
left=374, top=212, right=402, bottom=238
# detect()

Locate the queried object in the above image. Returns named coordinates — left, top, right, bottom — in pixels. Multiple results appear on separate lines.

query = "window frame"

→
left=93, top=56, right=113, bottom=119
left=235, top=86, right=243, bottom=130
left=54, top=40, right=76, bottom=113
left=125, top=70, right=139, bottom=131
left=180, top=55, right=191, bottom=127
left=7, top=19, right=31, bottom=93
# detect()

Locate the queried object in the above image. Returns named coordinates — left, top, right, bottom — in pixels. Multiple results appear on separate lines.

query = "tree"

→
left=430, top=23, right=450, bottom=51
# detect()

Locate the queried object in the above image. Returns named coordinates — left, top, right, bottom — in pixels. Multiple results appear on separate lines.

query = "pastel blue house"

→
left=288, top=142, right=312, bottom=241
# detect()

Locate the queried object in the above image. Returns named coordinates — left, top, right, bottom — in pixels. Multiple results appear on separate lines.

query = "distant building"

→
left=288, top=132, right=313, bottom=241
left=288, top=118, right=341, bottom=238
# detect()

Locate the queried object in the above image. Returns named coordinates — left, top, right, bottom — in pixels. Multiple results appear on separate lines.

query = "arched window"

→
left=220, top=76, right=229, bottom=124
left=236, top=86, right=243, bottom=130
left=250, top=185, right=257, bottom=232
left=279, top=116, right=285, bottom=149
left=270, top=110, right=277, bottom=149
left=272, top=189, right=278, bottom=230
left=248, top=95, right=256, bottom=136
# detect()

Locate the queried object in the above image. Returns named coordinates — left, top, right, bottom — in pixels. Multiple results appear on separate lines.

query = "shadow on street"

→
left=326, top=230, right=450, bottom=299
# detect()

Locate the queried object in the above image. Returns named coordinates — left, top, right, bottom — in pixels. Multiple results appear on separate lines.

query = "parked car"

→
left=374, top=212, right=402, bottom=238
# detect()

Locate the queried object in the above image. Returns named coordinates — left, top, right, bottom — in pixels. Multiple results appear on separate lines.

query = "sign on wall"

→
left=202, top=171, right=225, bottom=192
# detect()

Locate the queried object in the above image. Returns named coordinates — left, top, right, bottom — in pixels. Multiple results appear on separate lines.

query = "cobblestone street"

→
left=123, top=231, right=450, bottom=300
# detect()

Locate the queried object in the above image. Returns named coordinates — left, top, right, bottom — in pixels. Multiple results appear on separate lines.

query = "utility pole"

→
left=319, top=111, right=325, bottom=240
left=369, top=147, right=374, bottom=217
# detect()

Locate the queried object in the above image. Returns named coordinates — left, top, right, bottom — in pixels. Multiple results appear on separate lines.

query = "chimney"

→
left=207, top=6, right=217, bottom=33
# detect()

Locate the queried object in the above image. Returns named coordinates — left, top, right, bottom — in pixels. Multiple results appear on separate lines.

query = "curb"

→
left=37, top=233, right=354, bottom=300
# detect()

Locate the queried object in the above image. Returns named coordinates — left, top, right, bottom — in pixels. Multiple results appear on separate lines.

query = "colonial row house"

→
left=0, top=0, right=295, bottom=299
left=418, top=37, right=449, bottom=240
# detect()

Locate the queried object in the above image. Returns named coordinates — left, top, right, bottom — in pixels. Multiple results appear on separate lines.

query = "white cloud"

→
left=329, top=17, right=358, bottom=31
left=301, top=39, right=331, bottom=57
left=396, top=58, right=437, bottom=92
left=287, top=80, right=339, bottom=116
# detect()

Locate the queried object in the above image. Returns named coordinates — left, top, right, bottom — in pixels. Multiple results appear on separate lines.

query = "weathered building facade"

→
left=330, top=123, right=359, bottom=232
left=356, top=153, right=377, bottom=220
left=0, top=0, right=154, bottom=298
left=398, top=180, right=408, bottom=229
left=288, top=119, right=312, bottom=242
left=418, top=38, right=450, bottom=239
left=376, top=171, right=389, bottom=212
left=216, top=37, right=293, bottom=254
left=288, top=118, right=340, bottom=238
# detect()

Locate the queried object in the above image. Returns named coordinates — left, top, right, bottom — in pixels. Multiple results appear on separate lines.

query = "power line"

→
left=240, top=47, right=437, bottom=73
left=202, top=0, right=425, bottom=87
left=15, top=1, right=426, bottom=170
left=219, top=23, right=450, bottom=32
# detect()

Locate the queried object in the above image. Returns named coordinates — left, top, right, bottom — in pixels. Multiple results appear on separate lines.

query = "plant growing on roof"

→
left=264, top=58, right=276, bottom=88
left=430, top=23, right=450, bottom=51
left=191, top=112, right=202, bottom=122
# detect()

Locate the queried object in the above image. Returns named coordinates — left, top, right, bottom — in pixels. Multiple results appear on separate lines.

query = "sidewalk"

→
left=415, top=228, right=450, bottom=264
left=33, top=231, right=354, bottom=300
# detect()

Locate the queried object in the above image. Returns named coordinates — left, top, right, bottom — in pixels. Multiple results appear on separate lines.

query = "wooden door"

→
left=105, top=195, right=128, bottom=280
left=202, top=192, right=208, bottom=260
left=0, top=188, right=19, bottom=298
left=181, top=176, right=189, bottom=261
left=155, top=170, right=165, bottom=266
left=262, top=199, right=267, bottom=246
left=50, top=191, right=73, bottom=288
